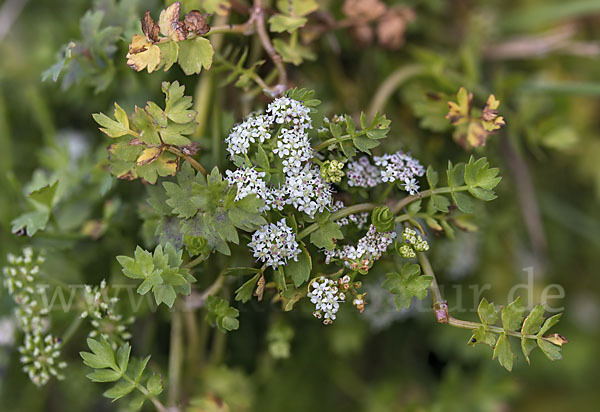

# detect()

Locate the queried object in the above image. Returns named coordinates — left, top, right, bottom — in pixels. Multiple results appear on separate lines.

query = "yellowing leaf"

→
left=127, top=34, right=161, bottom=73
left=177, top=37, right=214, bottom=75
left=159, top=2, right=185, bottom=41
left=202, top=0, right=231, bottom=16
left=269, top=14, right=307, bottom=33
left=276, top=0, right=318, bottom=17
left=136, top=147, right=163, bottom=166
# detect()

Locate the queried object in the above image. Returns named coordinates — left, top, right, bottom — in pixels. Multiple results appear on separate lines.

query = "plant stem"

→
left=167, top=146, right=208, bottom=176
left=312, top=134, right=353, bottom=152
left=367, top=65, right=425, bottom=119
left=61, top=314, right=83, bottom=344
left=416, top=251, right=559, bottom=342
left=391, top=186, right=468, bottom=214
left=297, top=203, right=377, bottom=240
left=122, top=374, right=166, bottom=412
left=167, top=310, right=183, bottom=407
left=253, top=0, right=287, bottom=90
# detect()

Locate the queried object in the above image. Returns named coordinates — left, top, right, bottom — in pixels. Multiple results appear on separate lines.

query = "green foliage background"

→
left=1, top=0, right=600, bottom=410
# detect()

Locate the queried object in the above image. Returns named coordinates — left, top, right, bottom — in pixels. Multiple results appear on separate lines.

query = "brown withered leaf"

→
left=159, top=2, right=186, bottom=42
left=141, top=11, right=160, bottom=42
left=343, top=0, right=387, bottom=22
left=376, top=8, right=415, bottom=49
left=127, top=34, right=161, bottom=72
left=183, top=10, right=210, bottom=36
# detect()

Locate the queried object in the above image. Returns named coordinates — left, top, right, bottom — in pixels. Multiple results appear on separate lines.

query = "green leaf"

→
left=464, top=156, right=502, bottom=191
left=276, top=0, right=318, bottom=16
left=453, top=192, right=474, bottom=213
left=309, top=220, right=343, bottom=250
left=11, top=210, right=50, bottom=237
left=157, top=41, right=179, bottom=72
left=493, top=333, right=514, bottom=371
left=426, top=165, right=438, bottom=188
left=206, top=296, right=240, bottom=333
left=164, top=163, right=202, bottom=218
left=469, top=325, right=496, bottom=347
left=153, top=283, right=177, bottom=307
left=286, top=247, right=312, bottom=287
left=537, top=338, right=562, bottom=361
left=477, top=298, right=499, bottom=326
left=127, top=356, right=151, bottom=384
left=538, top=313, right=562, bottom=335
left=162, top=81, right=196, bottom=124
left=81, top=338, right=118, bottom=373
left=104, top=380, right=136, bottom=401
left=353, top=135, right=380, bottom=153
left=269, top=14, right=307, bottom=33
left=521, top=339, right=538, bottom=364
left=177, top=37, right=214, bottom=75
left=273, top=38, right=315, bottom=66
left=86, top=369, right=122, bottom=382
left=235, top=273, right=260, bottom=303
left=29, top=181, right=58, bottom=209
left=521, top=304, right=546, bottom=336
left=382, top=263, right=431, bottom=310
left=93, top=103, right=131, bottom=138
left=146, top=374, right=163, bottom=396
left=431, top=195, right=450, bottom=212
left=116, top=343, right=131, bottom=374
left=501, top=297, right=526, bottom=332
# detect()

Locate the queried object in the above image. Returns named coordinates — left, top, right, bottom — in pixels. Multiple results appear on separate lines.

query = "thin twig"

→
left=167, top=146, right=208, bottom=176
left=253, top=0, right=287, bottom=92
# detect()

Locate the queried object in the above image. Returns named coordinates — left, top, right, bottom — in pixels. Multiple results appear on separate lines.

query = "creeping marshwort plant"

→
left=1, top=1, right=570, bottom=409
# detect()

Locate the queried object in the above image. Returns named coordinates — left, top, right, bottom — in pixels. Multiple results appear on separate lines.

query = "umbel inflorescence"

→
left=3, top=248, right=67, bottom=386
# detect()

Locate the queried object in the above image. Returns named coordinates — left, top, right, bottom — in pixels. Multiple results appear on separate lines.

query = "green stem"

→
left=312, top=134, right=353, bottom=152
left=416, top=251, right=556, bottom=342
left=61, top=314, right=83, bottom=344
left=391, top=186, right=468, bottom=214
left=122, top=374, right=166, bottom=412
left=297, top=203, right=377, bottom=240
left=167, top=310, right=183, bottom=407
left=367, top=65, right=425, bottom=119
left=167, top=146, right=208, bottom=176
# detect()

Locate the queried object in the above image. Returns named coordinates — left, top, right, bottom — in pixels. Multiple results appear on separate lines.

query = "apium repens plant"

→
left=3, top=1, right=567, bottom=409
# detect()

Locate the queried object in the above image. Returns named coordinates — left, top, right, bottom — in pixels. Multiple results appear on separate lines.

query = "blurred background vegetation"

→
left=1, top=0, right=599, bottom=410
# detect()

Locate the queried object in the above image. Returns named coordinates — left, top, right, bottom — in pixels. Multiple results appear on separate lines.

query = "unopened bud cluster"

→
left=81, top=279, right=133, bottom=348
left=320, top=159, right=345, bottom=183
left=397, top=227, right=429, bottom=258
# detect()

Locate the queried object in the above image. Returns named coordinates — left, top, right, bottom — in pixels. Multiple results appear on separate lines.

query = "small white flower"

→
left=248, top=219, right=301, bottom=268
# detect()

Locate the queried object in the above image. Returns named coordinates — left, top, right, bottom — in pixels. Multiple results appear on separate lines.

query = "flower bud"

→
left=371, top=206, right=395, bottom=232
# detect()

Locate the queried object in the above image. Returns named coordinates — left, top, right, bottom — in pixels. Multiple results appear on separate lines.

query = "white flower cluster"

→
left=266, top=96, right=312, bottom=131
left=225, top=113, right=272, bottom=156
left=3, top=248, right=48, bottom=333
left=325, top=225, right=396, bottom=271
left=224, top=97, right=333, bottom=218
left=346, top=152, right=425, bottom=195
left=3, top=248, right=67, bottom=386
left=248, top=219, right=301, bottom=268
left=18, top=332, right=67, bottom=386
left=308, top=276, right=346, bottom=325
left=347, top=156, right=381, bottom=188
left=225, top=167, right=270, bottom=208
left=374, top=152, right=425, bottom=194
left=332, top=200, right=369, bottom=230
left=82, top=280, right=133, bottom=349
